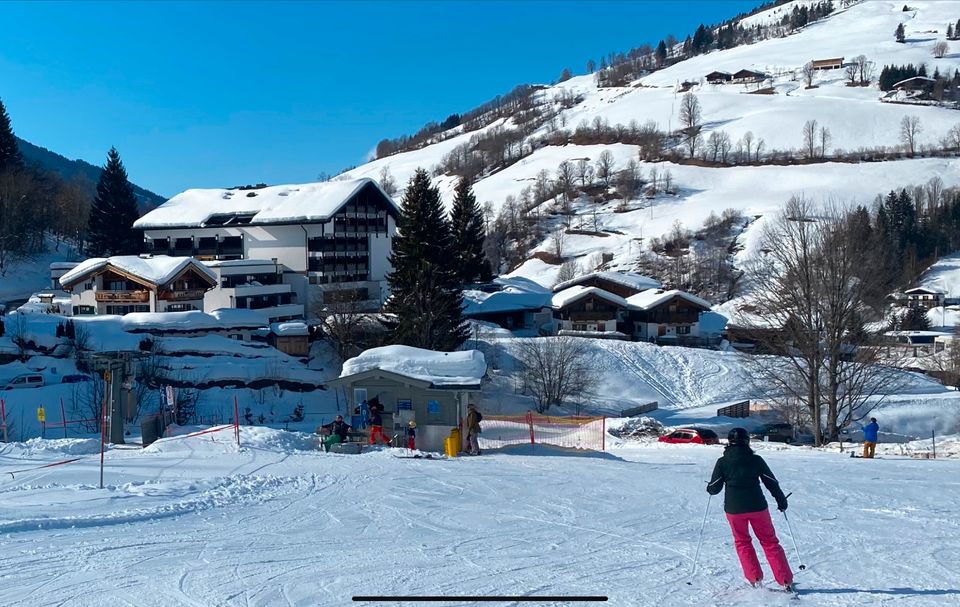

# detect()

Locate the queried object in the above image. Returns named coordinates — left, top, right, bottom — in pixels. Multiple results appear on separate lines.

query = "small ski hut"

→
left=331, top=346, right=486, bottom=453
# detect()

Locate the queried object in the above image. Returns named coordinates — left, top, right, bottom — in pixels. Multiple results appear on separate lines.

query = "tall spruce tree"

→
left=86, top=147, right=141, bottom=256
left=385, top=168, right=468, bottom=351
left=449, top=177, right=492, bottom=285
left=0, top=97, right=23, bottom=173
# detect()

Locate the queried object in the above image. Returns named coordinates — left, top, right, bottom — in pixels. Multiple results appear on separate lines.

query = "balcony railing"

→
left=95, top=290, right=150, bottom=303
left=159, top=289, right=207, bottom=301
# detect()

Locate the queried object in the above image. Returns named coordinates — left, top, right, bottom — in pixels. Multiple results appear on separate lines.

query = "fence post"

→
left=99, top=391, right=107, bottom=489
left=526, top=411, right=535, bottom=445
left=932, top=428, right=936, bottom=459
left=234, top=395, right=241, bottom=448
left=60, top=397, right=67, bottom=439
left=602, top=416, right=606, bottom=452
left=1, top=398, right=6, bottom=443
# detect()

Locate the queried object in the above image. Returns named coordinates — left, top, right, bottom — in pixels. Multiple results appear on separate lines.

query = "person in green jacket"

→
left=707, top=427, right=794, bottom=592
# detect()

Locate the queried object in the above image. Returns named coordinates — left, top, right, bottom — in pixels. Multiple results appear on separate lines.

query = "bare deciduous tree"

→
left=575, top=159, right=591, bottom=187
left=739, top=197, right=908, bottom=445
left=315, top=289, right=369, bottom=363
left=802, top=120, right=819, bottom=159
left=595, top=150, right=616, bottom=187
left=933, top=40, right=949, bottom=58
left=819, top=126, right=832, bottom=159
left=900, top=115, right=922, bottom=155
left=555, top=259, right=580, bottom=285
left=802, top=62, right=816, bottom=87
left=516, top=337, right=599, bottom=413
left=378, top=166, right=397, bottom=197
left=679, top=93, right=703, bottom=157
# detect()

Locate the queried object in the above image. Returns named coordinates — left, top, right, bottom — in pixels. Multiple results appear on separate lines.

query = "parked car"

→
left=658, top=427, right=720, bottom=445
left=750, top=423, right=796, bottom=444
left=60, top=374, right=92, bottom=384
left=3, top=373, right=45, bottom=390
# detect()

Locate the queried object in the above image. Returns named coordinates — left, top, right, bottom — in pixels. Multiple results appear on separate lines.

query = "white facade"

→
left=203, top=259, right=304, bottom=322
left=135, top=178, right=399, bottom=315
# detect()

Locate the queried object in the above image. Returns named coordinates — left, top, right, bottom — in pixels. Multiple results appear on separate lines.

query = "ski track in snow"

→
left=0, top=428, right=957, bottom=606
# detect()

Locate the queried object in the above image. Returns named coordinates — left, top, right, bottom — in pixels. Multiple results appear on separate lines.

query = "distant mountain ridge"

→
left=15, top=136, right=166, bottom=211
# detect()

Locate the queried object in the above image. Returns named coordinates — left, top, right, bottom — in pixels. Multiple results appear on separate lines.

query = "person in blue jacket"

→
left=862, top=417, right=879, bottom=458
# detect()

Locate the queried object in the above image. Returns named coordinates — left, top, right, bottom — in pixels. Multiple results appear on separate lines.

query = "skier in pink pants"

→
left=707, top=427, right=795, bottom=592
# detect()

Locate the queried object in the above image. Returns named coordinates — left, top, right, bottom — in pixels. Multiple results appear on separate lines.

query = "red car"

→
left=658, top=427, right=720, bottom=445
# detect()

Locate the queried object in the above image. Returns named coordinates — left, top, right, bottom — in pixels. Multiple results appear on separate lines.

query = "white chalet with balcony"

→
left=59, top=256, right=217, bottom=316
left=133, top=178, right=399, bottom=314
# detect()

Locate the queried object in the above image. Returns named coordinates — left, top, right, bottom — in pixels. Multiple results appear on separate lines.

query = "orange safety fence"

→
left=479, top=413, right=607, bottom=451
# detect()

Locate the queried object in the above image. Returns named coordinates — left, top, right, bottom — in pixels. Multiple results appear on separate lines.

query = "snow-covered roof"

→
left=552, top=285, right=631, bottom=310
left=340, top=345, right=486, bottom=388
left=904, top=287, right=943, bottom=295
left=463, top=277, right=552, bottom=316
left=627, top=288, right=713, bottom=311
left=271, top=321, right=309, bottom=336
left=893, top=76, right=936, bottom=88
left=49, top=262, right=80, bottom=271
left=552, top=271, right=660, bottom=294
left=59, top=256, right=217, bottom=288
left=134, top=178, right=398, bottom=229
left=122, top=309, right=270, bottom=333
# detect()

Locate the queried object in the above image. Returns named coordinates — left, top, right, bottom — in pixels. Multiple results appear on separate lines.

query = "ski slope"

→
left=0, top=427, right=958, bottom=606
left=337, top=0, right=960, bottom=289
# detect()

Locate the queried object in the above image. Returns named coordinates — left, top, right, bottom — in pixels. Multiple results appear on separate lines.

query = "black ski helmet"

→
left=728, top=427, right=750, bottom=446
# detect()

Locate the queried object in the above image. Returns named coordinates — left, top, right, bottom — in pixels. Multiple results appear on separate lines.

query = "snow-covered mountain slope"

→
left=339, top=0, right=960, bottom=289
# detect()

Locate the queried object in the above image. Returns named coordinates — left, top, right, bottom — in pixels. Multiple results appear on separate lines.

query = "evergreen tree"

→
left=86, top=147, right=141, bottom=256
left=449, top=177, right=492, bottom=285
left=948, top=23, right=954, bottom=40
left=896, top=23, right=906, bottom=43
left=385, top=169, right=468, bottom=352
left=655, top=40, right=667, bottom=67
left=0, top=97, right=23, bottom=173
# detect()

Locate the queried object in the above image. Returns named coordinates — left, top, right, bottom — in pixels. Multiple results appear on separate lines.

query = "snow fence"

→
left=479, top=413, right=606, bottom=452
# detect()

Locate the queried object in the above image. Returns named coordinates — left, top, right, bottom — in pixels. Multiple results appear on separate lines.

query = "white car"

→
left=3, top=374, right=45, bottom=390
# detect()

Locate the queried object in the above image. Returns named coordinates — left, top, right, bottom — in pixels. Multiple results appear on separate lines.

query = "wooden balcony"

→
left=96, top=290, right=150, bottom=303
left=158, top=288, right=207, bottom=302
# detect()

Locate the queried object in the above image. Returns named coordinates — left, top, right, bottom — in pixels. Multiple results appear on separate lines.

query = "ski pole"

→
left=781, top=509, right=806, bottom=571
left=687, top=494, right=712, bottom=584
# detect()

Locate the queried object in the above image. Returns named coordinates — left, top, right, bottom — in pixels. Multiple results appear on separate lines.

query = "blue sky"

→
left=0, top=1, right=760, bottom=197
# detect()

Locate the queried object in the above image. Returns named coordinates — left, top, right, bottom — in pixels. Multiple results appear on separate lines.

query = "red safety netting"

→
left=479, top=413, right=607, bottom=451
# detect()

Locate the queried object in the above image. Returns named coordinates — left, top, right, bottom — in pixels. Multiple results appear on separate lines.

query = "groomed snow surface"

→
left=1, top=426, right=958, bottom=606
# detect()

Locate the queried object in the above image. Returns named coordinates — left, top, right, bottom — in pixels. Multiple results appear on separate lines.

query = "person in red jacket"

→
left=707, top=428, right=794, bottom=592
left=367, top=398, right=391, bottom=446
left=406, top=420, right=417, bottom=450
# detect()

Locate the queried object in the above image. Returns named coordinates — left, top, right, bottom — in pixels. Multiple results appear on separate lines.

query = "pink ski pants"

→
left=725, top=509, right=793, bottom=585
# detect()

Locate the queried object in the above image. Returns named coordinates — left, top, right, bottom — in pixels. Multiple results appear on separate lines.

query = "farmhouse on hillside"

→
left=705, top=71, right=733, bottom=84
left=732, top=69, right=767, bottom=83
left=331, top=345, right=486, bottom=453
left=810, top=57, right=844, bottom=70
left=134, top=178, right=400, bottom=314
left=549, top=272, right=723, bottom=345
left=59, top=256, right=217, bottom=316
left=901, top=286, right=945, bottom=309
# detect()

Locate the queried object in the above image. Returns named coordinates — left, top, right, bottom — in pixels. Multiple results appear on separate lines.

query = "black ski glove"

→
left=776, top=495, right=788, bottom=512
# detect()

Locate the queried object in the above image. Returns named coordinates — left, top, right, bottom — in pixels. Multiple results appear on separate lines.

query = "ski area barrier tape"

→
left=7, top=457, right=85, bottom=479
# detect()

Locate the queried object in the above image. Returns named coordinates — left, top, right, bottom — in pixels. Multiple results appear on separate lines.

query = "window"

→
left=74, top=305, right=95, bottom=315
left=166, top=303, right=195, bottom=312
left=677, top=325, right=691, bottom=335
left=84, top=282, right=93, bottom=291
